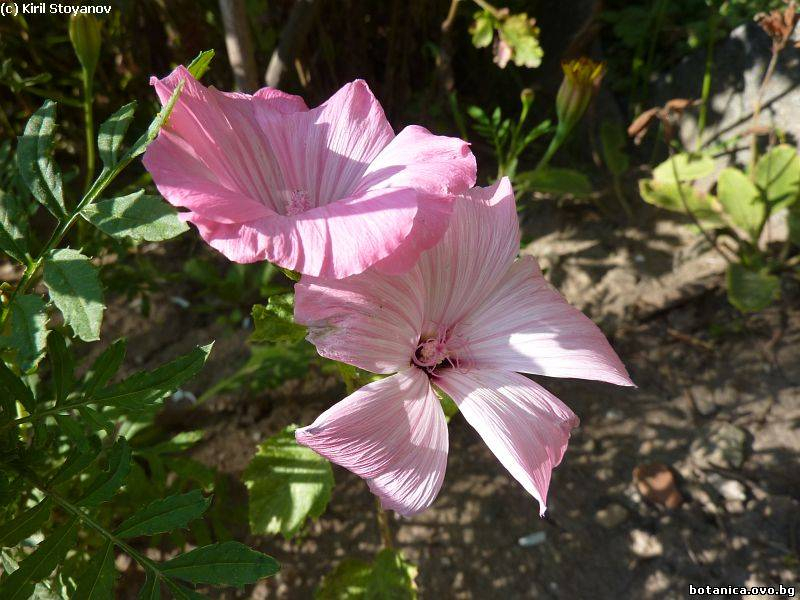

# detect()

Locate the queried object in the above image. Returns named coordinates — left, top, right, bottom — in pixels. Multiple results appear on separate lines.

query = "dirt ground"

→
left=105, top=202, right=799, bottom=599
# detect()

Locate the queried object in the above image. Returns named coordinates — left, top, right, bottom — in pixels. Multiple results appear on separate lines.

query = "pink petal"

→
left=435, top=369, right=578, bottom=516
left=255, top=79, right=395, bottom=209
left=357, top=125, right=476, bottom=197
left=296, top=368, right=448, bottom=516
left=188, top=187, right=419, bottom=278
left=295, top=264, right=424, bottom=374
left=252, top=87, right=309, bottom=113
left=143, top=66, right=292, bottom=218
left=418, top=178, right=520, bottom=327
left=458, top=256, right=634, bottom=386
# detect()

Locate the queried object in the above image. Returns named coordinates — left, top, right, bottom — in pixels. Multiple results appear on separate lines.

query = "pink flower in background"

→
left=294, top=179, right=634, bottom=516
left=142, top=66, right=476, bottom=279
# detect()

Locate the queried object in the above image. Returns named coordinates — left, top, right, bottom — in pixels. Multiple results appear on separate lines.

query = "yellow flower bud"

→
left=555, top=57, right=605, bottom=134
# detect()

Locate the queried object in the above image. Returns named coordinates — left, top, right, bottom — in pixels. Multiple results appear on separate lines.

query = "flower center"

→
left=414, top=338, right=449, bottom=368
left=286, top=190, right=312, bottom=216
left=412, top=325, right=468, bottom=374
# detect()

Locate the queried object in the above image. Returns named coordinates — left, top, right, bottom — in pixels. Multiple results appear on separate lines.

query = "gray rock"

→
left=689, top=422, right=749, bottom=470
left=654, top=22, right=800, bottom=164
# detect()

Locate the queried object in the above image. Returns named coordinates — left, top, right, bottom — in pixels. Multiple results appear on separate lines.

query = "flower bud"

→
left=69, top=13, right=102, bottom=76
left=555, top=57, right=605, bottom=135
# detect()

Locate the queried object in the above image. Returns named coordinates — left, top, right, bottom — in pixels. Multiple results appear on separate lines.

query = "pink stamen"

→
left=286, top=190, right=312, bottom=215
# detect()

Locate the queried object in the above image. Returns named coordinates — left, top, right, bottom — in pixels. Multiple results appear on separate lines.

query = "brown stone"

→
left=633, top=463, right=684, bottom=509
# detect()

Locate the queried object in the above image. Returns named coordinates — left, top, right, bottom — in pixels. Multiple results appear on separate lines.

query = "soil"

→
left=104, top=203, right=799, bottom=599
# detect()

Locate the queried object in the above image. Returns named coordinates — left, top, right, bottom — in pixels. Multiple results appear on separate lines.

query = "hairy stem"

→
left=81, top=65, right=95, bottom=193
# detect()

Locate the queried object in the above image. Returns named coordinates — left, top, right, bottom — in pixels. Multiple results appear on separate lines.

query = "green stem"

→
left=471, top=0, right=503, bottom=18
left=749, top=49, right=780, bottom=176
left=375, top=496, right=394, bottom=549
left=535, top=129, right=565, bottom=171
left=696, top=5, right=720, bottom=149
left=19, top=468, right=168, bottom=582
left=81, top=66, right=96, bottom=193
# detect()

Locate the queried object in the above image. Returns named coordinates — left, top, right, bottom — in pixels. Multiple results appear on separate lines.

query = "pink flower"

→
left=142, top=67, right=476, bottom=279
left=294, top=179, right=633, bottom=516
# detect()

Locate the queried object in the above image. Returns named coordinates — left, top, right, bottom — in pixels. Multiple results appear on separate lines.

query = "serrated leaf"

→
left=717, top=167, right=765, bottom=240
left=315, top=558, right=371, bottom=599
left=54, top=414, right=89, bottom=450
left=165, top=580, right=209, bottom=599
left=600, top=120, right=629, bottom=176
left=365, top=549, right=417, bottom=600
left=79, top=437, right=131, bottom=506
left=116, top=490, right=211, bottom=538
left=161, top=541, right=279, bottom=585
left=753, top=144, right=800, bottom=210
left=82, top=339, right=126, bottom=397
left=186, top=50, right=215, bottom=80
left=0, top=189, right=28, bottom=263
left=250, top=295, right=306, bottom=344
left=5, top=294, right=48, bottom=372
left=49, top=437, right=102, bottom=485
left=137, top=571, right=161, bottom=600
left=0, top=359, right=35, bottom=413
left=243, top=426, right=333, bottom=540
left=74, top=540, right=116, bottom=600
left=517, top=167, right=592, bottom=197
left=652, top=152, right=715, bottom=183
left=47, top=330, right=74, bottom=404
left=43, top=248, right=104, bottom=342
left=93, top=344, right=211, bottom=409
left=126, top=80, right=185, bottom=161
left=0, top=518, right=78, bottom=600
left=638, top=179, right=724, bottom=227
left=726, top=263, right=780, bottom=313
left=82, top=190, right=188, bottom=242
left=17, top=101, right=65, bottom=219
left=0, top=499, right=51, bottom=547
left=98, top=102, right=136, bottom=168
left=77, top=406, right=114, bottom=434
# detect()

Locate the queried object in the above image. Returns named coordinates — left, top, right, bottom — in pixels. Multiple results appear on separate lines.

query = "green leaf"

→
left=125, top=80, right=185, bottom=161
left=517, top=167, right=592, bottom=197
left=137, top=571, right=161, bottom=600
left=49, top=438, right=102, bottom=485
left=187, top=50, right=215, bottom=80
left=74, top=540, right=116, bottom=600
left=166, top=580, right=208, bottom=599
left=251, top=295, right=306, bottom=344
left=726, top=264, right=780, bottom=312
left=652, top=152, right=715, bottom=183
left=98, top=102, right=136, bottom=168
left=82, top=190, right=188, bottom=242
left=600, top=120, right=629, bottom=176
left=82, top=339, right=126, bottom=397
left=115, top=490, right=211, bottom=538
left=717, top=167, right=765, bottom=240
left=753, top=144, right=800, bottom=210
left=55, top=413, right=89, bottom=450
left=79, top=437, right=132, bottom=506
left=0, top=499, right=51, bottom=547
left=316, top=550, right=417, bottom=600
left=499, top=13, right=543, bottom=69
left=43, top=248, right=104, bottom=342
left=365, top=549, right=417, bottom=600
left=470, top=12, right=495, bottom=48
left=94, top=343, right=212, bottom=409
left=0, top=359, right=35, bottom=412
left=5, top=294, right=48, bottom=372
left=17, top=101, right=65, bottom=219
left=0, top=189, right=28, bottom=263
left=638, top=179, right=723, bottom=226
left=315, top=558, right=371, bottom=599
left=47, top=330, right=74, bottom=404
left=243, top=425, right=333, bottom=540
left=0, top=518, right=78, bottom=600
left=161, top=541, right=279, bottom=585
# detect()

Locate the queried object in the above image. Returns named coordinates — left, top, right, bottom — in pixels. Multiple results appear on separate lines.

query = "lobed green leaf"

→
left=47, top=330, right=74, bottom=405
left=79, top=437, right=132, bottom=506
left=251, top=295, right=306, bottom=344
left=82, top=190, right=188, bottom=242
left=243, top=425, right=334, bottom=540
left=17, top=101, right=65, bottom=219
left=0, top=499, right=52, bottom=548
left=81, top=338, right=127, bottom=397
left=43, top=248, right=104, bottom=342
left=5, top=294, right=48, bottom=372
left=0, top=189, right=28, bottom=263
left=74, top=540, right=117, bottom=600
